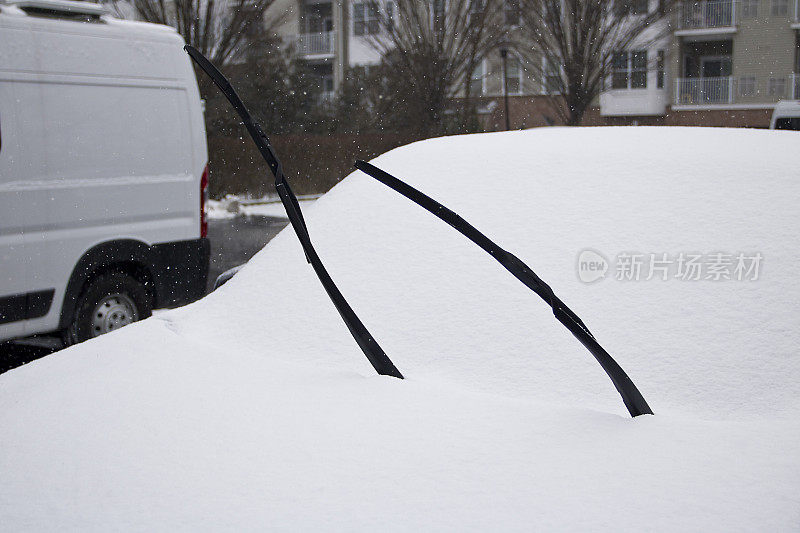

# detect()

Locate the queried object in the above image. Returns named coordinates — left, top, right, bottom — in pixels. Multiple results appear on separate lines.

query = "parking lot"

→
left=0, top=214, right=288, bottom=374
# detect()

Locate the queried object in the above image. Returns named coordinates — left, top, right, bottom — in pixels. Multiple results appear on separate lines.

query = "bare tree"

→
left=106, top=0, right=280, bottom=68
left=517, top=0, right=675, bottom=125
left=365, top=0, right=507, bottom=135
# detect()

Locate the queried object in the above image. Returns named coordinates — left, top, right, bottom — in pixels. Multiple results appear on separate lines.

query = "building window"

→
left=542, top=57, right=561, bottom=94
left=353, top=2, right=379, bottom=36
left=739, top=76, right=756, bottom=96
left=741, top=0, right=759, bottom=18
left=771, top=0, right=789, bottom=16
left=631, top=50, right=648, bottom=88
left=611, top=50, right=648, bottom=89
left=612, top=52, right=629, bottom=89
left=657, top=50, right=665, bottom=89
left=504, top=0, right=520, bottom=26
left=768, top=77, right=787, bottom=96
left=505, top=54, right=523, bottom=95
left=470, top=61, right=485, bottom=96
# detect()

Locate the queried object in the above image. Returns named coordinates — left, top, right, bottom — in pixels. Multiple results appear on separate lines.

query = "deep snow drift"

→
left=2, top=127, right=799, bottom=530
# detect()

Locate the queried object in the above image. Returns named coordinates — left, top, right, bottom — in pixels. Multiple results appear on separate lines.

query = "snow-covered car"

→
left=1, top=127, right=799, bottom=530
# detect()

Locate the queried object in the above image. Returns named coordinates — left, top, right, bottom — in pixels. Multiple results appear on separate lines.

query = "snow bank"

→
left=240, top=199, right=315, bottom=218
left=2, top=127, right=799, bottom=530
left=207, top=196, right=318, bottom=219
left=205, top=198, right=236, bottom=219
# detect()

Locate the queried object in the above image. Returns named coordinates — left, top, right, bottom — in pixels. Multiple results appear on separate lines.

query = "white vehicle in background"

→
left=0, top=0, right=209, bottom=345
left=770, top=100, right=800, bottom=130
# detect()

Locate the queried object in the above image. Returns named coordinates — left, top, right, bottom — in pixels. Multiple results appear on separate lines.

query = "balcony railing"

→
left=676, top=1, right=735, bottom=30
left=675, top=77, right=734, bottom=104
left=792, top=73, right=800, bottom=99
left=295, top=31, right=335, bottom=57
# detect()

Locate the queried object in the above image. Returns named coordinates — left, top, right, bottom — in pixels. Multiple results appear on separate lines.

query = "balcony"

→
left=675, top=77, right=734, bottom=105
left=295, top=31, right=335, bottom=58
left=675, top=1, right=737, bottom=36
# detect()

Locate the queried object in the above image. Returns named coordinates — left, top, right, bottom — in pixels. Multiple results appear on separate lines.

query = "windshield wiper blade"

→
left=185, top=45, right=403, bottom=379
left=183, top=45, right=651, bottom=417
left=354, top=160, right=653, bottom=417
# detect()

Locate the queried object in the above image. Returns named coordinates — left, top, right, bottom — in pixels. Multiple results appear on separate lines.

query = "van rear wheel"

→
left=63, top=272, right=152, bottom=345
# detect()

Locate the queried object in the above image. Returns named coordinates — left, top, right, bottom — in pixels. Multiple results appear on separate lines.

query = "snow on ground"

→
left=2, top=127, right=799, bottom=530
left=207, top=196, right=318, bottom=219
left=206, top=198, right=237, bottom=219
left=240, top=199, right=316, bottom=218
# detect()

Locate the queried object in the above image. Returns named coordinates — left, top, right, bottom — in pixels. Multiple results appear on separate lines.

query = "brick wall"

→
left=479, top=95, right=774, bottom=130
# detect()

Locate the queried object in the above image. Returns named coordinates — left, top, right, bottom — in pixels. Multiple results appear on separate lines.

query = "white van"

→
left=0, top=0, right=209, bottom=345
left=770, top=100, right=800, bottom=130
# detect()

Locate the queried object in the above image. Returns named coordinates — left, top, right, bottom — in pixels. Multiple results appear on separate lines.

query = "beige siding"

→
left=734, top=9, right=796, bottom=103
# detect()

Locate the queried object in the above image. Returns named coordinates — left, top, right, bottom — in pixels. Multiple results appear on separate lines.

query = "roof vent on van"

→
left=6, top=0, right=106, bottom=21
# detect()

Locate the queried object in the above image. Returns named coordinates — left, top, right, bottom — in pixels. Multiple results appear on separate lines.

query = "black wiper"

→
left=185, top=45, right=403, bottom=379
left=354, top=160, right=653, bottom=417
left=185, top=45, right=653, bottom=418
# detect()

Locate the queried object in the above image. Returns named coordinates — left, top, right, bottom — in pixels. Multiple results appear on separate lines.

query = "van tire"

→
left=63, top=272, right=152, bottom=346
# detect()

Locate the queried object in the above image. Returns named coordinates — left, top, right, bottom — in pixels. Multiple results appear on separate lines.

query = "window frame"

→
left=611, top=49, right=648, bottom=90
left=542, top=56, right=562, bottom=95
left=504, top=52, right=524, bottom=96
left=469, top=59, right=487, bottom=96
left=352, top=1, right=380, bottom=37
left=611, top=51, right=630, bottom=89
left=630, top=50, right=648, bottom=89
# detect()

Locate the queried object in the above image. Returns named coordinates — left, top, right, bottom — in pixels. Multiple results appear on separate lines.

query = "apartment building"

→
left=266, top=0, right=387, bottom=100
left=267, top=0, right=800, bottom=128
left=663, top=0, right=800, bottom=125
left=599, top=0, right=800, bottom=127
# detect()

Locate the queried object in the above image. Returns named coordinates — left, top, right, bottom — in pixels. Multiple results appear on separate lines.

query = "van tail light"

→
left=200, top=164, right=209, bottom=238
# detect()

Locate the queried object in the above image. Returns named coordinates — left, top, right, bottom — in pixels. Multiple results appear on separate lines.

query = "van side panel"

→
left=0, top=13, right=207, bottom=340
left=0, top=18, right=37, bottom=338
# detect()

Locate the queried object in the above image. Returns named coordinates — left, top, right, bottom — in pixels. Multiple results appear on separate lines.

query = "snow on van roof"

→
left=103, top=14, right=180, bottom=36
left=1, top=127, right=799, bottom=530
left=6, top=0, right=105, bottom=15
left=1, top=0, right=179, bottom=38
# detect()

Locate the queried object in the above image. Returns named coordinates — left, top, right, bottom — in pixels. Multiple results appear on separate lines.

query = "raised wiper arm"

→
left=354, top=160, right=653, bottom=417
left=185, top=45, right=403, bottom=379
